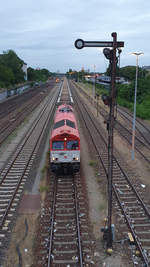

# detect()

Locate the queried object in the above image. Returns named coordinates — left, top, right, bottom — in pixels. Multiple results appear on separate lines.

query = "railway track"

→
left=0, top=84, right=61, bottom=263
left=57, top=78, right=73, bottom=105
left=114, top=119, right=150, bottom=163
left=0, top=82, right=55, bottom=146
left=118, top=106, right=150, bottom=146
left=73, top=82, right=150, bottom=164
left=35, top=172, right=93, bottom=267
left=70, top=81, right=150, bottom=266
left=34, top=78, right=94, bottom=267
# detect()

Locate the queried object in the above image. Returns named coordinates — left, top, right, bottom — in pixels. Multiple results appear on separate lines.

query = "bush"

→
left=117, top=97, right=133, bottom=109
left=117, top=96, right=150, bottom=120
left=136, top=97, right=150, bottom=119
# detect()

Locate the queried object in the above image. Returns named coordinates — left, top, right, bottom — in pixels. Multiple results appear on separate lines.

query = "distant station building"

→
left=84, top=74, right=129, bottom=87
left=22, top=62, right=28, bottom=81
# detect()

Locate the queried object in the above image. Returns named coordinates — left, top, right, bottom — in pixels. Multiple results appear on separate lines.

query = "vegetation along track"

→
left=73, top=81, right=150, bottom=164
left=70, top=81, right=150, bottom=267
left=35, top=171, right=94, bottom=267
left=0, top=81, right=56, bottom=145
left=0, top=83, right=61, bottom=263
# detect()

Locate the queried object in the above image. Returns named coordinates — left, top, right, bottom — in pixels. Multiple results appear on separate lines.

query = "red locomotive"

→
left=50, top=104, right=80, bottom=173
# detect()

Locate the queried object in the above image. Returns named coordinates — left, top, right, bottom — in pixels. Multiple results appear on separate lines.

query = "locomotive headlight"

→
left=64, top=137, right=67, bottom=141
left=52, top=157, right=58, bottom=161
left=73, top=157, right=79, bottom=161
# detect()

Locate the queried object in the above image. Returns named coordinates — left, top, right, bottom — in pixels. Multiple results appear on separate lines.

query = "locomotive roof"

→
left=55, top=104, right=76, bottom=123
left=51, top=104, right=80, bottom=139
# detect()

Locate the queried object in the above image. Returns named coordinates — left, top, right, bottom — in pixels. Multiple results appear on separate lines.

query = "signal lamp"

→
left=103, top=48, right=113, bottom=61
left=101, top=95, right=111, bottom=105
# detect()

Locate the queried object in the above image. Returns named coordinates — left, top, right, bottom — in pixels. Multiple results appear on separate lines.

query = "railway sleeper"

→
left=53, top=249, right=78, bottom=254
left=54, top=232, right=76, bottom=237
left=130, top=217, right=149, bottom=221
left=52, top=259, right=78, bottom=264
left=54, top=241, right=77, bottom=245
left=55, top=213, right=75, bottom=217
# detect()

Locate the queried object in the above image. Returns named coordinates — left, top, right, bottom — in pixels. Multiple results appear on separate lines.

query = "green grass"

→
left=99, top=202, right=107, bottom=211
left=88, top=160, right=98, bottom=167
left=39, top=185, right=49, bottom=193
left=41, top=166, right=47, bottom=175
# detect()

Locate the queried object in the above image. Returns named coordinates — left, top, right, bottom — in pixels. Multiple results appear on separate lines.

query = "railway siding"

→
left=73, top=81, right=150, bottom=164
left=70, top=80, right=150, bottom=266
left=0, top=84, right=61, bottom=263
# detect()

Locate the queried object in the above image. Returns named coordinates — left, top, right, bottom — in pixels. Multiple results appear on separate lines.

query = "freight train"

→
left=50, top=104, right=80, bottom=173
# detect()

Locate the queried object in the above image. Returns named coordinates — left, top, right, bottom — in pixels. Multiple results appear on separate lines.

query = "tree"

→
left=27, top=67, right=52, bottom=82
left=0, top=50, right=25, bottom=85
left=27, top=67, right=36, bottom=81
left=0, top=65, right=15, bottom=87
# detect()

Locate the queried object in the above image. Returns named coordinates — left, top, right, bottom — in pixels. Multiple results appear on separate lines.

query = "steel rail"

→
left=0, top=91, right=56, bottom=183
left=0, top=84, right=55, bottom=146
left=113, top=186, right=149, bottom=267
left=46, top=174, right=84, bottom=267
left=70, top=81, right=150, bottom=266
left=0, top=86, right=61, bottom=229
left=0, top=83, right=53, bottom=118
left=116, top=119, right=150, bottom=149
left=114, top=120, right=150, bottom=164
left=47, top=178, right=57, bottom=267
left=44, top=79, right=84, bottom=266
left=74, top=81, right=150, bottom=146
left=72, top=81, right=150, bottom=219
left=0, top=97, right=44, bottom=144
left=74, top=81, right=150, bottom=164
left=118, top=106, right=150, bottom=146
left=74, top=175, right=83, bottom=267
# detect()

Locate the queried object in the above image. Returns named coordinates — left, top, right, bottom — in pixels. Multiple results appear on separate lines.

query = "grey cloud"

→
left=0, top=0, right=150, bottom=72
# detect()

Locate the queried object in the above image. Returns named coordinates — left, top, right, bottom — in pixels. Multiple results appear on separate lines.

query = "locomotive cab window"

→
left=59, top=107, right=73, bottom=113
left=66, top=140, right=79, bottom=150
left=66, top=120, right=76, bottom=129
left=52, top=141, right=64, bottom=150
left=53, top=120, right=65, bottom=129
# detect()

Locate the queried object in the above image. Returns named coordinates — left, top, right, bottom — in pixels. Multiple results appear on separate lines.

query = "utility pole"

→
left=96, top=93, right=99, bottom=117
left=93, top=64, right=96, bottom=101
left=130, top=52, right=144, bottom=160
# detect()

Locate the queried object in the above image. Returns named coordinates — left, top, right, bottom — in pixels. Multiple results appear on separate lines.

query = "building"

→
left=22, top=62, right=28, bottom=81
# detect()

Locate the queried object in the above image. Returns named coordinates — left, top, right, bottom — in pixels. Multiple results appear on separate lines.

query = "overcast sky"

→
left=0, top=0, right=150, bottom=73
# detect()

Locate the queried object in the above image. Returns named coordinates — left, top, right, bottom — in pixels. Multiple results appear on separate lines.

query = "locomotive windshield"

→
left=66, top=140, right=79, bottom=150
left=53, top=120, right=65, bottom=129
left=52, top=141, right=64, bottom=150
left=66, top=120, right=75, bottom=129
left=59, top=106, right=73, bottom=112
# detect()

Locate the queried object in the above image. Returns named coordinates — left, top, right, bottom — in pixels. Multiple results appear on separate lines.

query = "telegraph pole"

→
left=74, top=33, right=124, bottom=252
